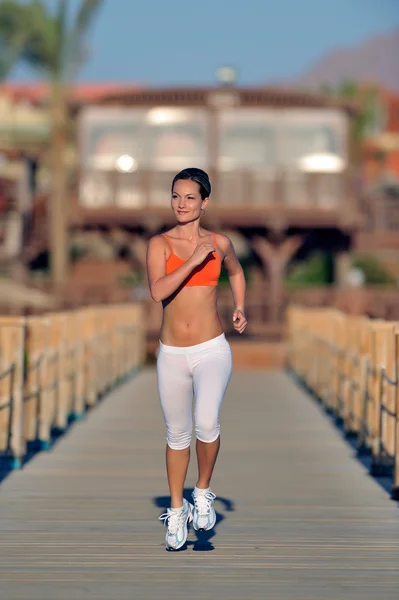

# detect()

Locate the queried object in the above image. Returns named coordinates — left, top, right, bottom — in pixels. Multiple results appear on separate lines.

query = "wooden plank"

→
left=0, top=370, right=398, bottom=599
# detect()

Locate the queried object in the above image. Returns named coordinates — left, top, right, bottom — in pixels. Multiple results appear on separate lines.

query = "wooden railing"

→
left=77, top=168, right=349, bottom=211
left=0, top=303, right=146, bottom=468
left=26, top=284, right=398, bottom=351
left=287, top=306, right=399, bottom=499
left=361, top=192, right=399, bottom=233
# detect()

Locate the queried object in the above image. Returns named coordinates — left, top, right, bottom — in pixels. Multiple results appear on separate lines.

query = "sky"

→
left=10, top=0, right=399, bottom=86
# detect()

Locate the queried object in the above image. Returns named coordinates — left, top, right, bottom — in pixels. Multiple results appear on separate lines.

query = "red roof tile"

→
left=2, top=82, right=143, bottom=105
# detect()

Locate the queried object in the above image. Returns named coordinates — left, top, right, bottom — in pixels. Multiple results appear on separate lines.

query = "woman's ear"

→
left=201, top=198, right=209, bottom=212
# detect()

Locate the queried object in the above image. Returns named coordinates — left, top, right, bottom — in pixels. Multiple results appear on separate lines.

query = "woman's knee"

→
left=195, top=419, right=220, bottom=444
left=166, top=428, right=192, bottom=450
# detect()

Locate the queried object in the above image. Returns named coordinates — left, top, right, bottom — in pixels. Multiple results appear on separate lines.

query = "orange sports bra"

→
left=162, top=233, right=221, bottom=287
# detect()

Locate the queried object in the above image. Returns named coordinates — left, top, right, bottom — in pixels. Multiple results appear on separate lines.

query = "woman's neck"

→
left=174, top=221, right=202, bottom=241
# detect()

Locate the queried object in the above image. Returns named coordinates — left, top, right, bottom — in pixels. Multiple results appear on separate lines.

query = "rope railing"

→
left=286, top=305, right=399, bottom=500
left=0, top=303, right=146, bottom=468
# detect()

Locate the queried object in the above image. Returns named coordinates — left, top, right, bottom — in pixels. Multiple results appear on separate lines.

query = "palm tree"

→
left=0, top=0, right=103, bottom=287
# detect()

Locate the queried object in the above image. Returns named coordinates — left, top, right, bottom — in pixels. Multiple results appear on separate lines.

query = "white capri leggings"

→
left=156, top=333, right=232, bottom=450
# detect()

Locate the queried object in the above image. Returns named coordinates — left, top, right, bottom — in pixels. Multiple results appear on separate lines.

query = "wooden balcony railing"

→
left=361, top=192, right=399, bottom=233
left=76, top=168, right=353, bottom=213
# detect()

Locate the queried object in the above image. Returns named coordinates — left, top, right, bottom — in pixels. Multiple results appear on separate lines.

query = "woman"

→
left=146, top=167, right=247, bottom=550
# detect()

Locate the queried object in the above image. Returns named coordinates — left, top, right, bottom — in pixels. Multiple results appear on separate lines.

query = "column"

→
left=252, top=235, right=303, bottom=323
left=335, top=251, right=351, bottom=287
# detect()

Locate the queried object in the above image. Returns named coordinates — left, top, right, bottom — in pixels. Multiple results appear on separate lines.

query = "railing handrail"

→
left=286, top=305, right=399, bottom=500
left=0, top=303, right=146, bottom=468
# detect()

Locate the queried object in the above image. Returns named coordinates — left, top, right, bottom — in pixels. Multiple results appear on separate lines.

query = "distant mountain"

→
left=293, top=28, right=399, bottom=91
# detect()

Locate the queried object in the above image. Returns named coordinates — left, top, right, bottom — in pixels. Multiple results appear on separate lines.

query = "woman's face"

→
left=171, top=179, right=208, bottom=224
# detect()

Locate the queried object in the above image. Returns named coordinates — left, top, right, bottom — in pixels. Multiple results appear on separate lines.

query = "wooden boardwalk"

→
left=0, top=369, right=398, bottom=600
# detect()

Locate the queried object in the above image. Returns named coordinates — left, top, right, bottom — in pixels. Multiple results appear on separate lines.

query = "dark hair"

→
left=171, top=168, right=211, bottom=200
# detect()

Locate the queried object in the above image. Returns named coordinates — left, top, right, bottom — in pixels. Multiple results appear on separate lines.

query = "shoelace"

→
left=193, top=491, right=216, bottom=516
left=158, top=508, right=185, bottom=535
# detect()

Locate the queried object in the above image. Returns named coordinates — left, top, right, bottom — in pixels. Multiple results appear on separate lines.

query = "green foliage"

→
left=286, top=252, right=331, bottom=287
left=0, top=0, right=28, bottom=79
left=320, top=79, right=385, bottom=161
left=117, top=272, right=144, bottom=287
left=286, top=252, right=396, bottom=287
left=69, top=244, right=86, bottom=262
left=352, top=255, right=396, bottom=285
left=219, top=257, right=252, bottom=287
left=0, top=0, right=103, bottom=81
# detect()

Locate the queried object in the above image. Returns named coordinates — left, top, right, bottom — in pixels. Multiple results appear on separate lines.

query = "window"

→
left=80, top=106, right=208, bottom=172
left=280, top=109, right=347, bottom=170
left=146, top=108, right=208, bottom=170
left=218, top=109, right=278, bottom=170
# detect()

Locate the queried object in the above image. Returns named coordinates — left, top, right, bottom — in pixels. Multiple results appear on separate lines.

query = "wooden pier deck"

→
left=0, top=369, right=398, bottom=599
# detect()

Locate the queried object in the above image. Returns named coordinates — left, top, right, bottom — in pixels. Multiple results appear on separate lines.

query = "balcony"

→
left=71, top=167, right=360, bottom=231
left=73, top=103, right=356, bottom=230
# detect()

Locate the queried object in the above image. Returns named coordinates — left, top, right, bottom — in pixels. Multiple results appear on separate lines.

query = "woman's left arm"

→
left=219, top=235, right=248, bottom=334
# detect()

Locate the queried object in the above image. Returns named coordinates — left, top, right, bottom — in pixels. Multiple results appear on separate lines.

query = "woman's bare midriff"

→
left=160, top=286, right=223, bottom=347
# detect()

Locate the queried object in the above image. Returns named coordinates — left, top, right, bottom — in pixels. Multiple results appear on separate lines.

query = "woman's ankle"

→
left=195, top=481, right=210, bottom=490
left=170, top=497, right=184, bottom=509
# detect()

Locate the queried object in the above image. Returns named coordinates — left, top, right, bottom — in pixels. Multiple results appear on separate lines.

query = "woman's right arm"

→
left=146, top=236, right=213, bottom=303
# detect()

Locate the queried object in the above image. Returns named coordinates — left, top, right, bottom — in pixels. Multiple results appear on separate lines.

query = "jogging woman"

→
left=146, top=167, right=247, bottom=550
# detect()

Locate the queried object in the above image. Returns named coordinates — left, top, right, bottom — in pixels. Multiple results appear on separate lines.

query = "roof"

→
left=1, top=82, right=358, bottom=113
left=93, top=85, right=357, bottom=112
left=1, top=82, right=143, bottom=105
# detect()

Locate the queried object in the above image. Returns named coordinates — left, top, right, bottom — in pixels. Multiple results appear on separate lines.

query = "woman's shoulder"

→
left=214, top=232, right=232, bottom=252
left=201, top=229, right=229, bottom=243
left=147, top=233, right=172, bottom=256
left=148, top=230, right=173, bottom=245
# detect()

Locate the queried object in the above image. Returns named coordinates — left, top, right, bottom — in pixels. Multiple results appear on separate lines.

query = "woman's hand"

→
left=189, top=242, right=215, bottom=268
left=233, top=309, right=247, bottom=334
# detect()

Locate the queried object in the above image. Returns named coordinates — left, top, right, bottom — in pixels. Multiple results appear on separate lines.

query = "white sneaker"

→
left=158, top=498, right=194, bottom=550
left=192, top=488, right=217, bottom=531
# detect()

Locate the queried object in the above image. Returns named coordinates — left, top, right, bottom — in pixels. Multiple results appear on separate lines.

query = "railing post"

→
left=37, top=317, right=53, bottom=449
left=10, top=319, right=27, bottom=469
left=392, top=331, right=399, bottom=500
left=73, top=311, right=86, bottom=419
left=0, top=318, right=27, bottom=468
left=356, top=355, right=371, bottom=455
left=369, top=324, right=394, bottom=476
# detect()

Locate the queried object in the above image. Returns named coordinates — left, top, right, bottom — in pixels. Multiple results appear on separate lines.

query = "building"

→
left=1, top=83, right=398, bottom=335
left=64, top=85, right=359, bottom=334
